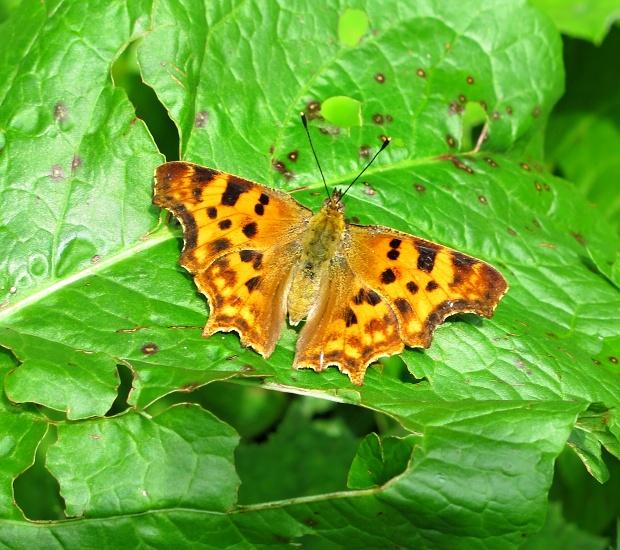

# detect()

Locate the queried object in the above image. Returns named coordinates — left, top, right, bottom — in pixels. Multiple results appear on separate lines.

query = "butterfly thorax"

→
left=287, top=194, right=346, bottom=325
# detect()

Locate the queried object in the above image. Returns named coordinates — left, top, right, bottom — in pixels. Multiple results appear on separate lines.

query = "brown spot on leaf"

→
left=484, top=157, right=498, bottom=168
left=50, top=165, right=65, bottom=182
left=374, top=73, right=386, bottom=84
left=141, top=343, right=159, bottom=356
left=571, top=232, right=587, bottom=247
left=71, top=155, right=82, bottom=172
left=520, top=162, right=531, bottom=171
left=446, top=134, right=456, bottom=148
left=287, top=150, right=298, bottom=163
left=373, top=114, right=384, bottom=125
left=609, top=356, right=618, bottom=364
left=466, top=76, right=474, bottom=84
left=479, top=195, right=488, bottom=205
left=416, top=68, right=426, bottom=77
left=359, top=145, right=372, bottom=159
left=414, top=183, right=426, bottom=194
left=54, top=102, right=69, bottom=123
left=272, top=160, right=286, bottom=174
left=195, top=111, right=209, bottom=128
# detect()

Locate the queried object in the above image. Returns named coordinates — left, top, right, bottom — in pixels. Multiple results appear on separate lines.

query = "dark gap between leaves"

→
left=105, top=363, right=134, bottom=417
left=112, top=39, right=179, bottom=160
left=13, top=426, right=67, bottom=521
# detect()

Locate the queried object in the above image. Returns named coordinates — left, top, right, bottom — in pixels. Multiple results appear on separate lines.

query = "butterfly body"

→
left=154, top=161, right=508, bottom=385
left=288, top=194, right=345, bottom=324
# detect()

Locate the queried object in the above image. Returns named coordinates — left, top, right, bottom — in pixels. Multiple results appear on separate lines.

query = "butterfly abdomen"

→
left=287, top=203, right=346, bottom=325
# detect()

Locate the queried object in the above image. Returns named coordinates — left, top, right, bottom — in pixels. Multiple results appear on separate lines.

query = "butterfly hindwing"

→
left=293, top=257, right=403, bottom=385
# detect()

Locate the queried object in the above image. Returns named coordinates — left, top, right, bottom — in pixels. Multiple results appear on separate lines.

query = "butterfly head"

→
left=323, top=188, right=346, bottom=215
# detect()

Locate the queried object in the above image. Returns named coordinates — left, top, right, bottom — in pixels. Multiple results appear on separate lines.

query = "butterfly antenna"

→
left=300, top=112, right=330, bottom=199
left=340, top=137, right=391, bottom=200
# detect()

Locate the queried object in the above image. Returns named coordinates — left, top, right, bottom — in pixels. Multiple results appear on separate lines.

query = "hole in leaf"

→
left=320, top=96, right=362, bottom=128
left=338, top=8, right=369, bottom=46
left=112, top=39, right=179, bottom=160
left=104, top=363, right=134, bottom=417
left=13, top=427, right=66, bottom=521
left=462, top=101, right=488, bottom=151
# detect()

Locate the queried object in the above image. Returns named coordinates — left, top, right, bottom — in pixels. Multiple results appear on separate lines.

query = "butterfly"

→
left=153, top=115, right=508, bottom=385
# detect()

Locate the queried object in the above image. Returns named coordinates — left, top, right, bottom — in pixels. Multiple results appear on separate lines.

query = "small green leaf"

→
left=338, top=8, right=369, bottom=46
left=320, top=95, right=363, bottom=128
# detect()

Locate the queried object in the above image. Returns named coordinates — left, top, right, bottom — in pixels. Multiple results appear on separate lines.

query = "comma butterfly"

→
left=153, top=114, right=508, bottom=385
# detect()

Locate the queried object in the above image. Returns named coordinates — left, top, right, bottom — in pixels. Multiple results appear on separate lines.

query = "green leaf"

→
left=0, top=0, right=619, bottom=547
left=546, top=31, right=620, bottom=237
left=529, top=0, right=620, bottom=44
left=47, top=404, right=239, bottom=517
left=347, top=432, right=418, bottom=489
left=520, top=501, right=609, bottom=550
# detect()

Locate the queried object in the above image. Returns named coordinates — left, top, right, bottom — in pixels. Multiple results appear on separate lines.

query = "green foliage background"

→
left=0, top=0, right=619, bottom=548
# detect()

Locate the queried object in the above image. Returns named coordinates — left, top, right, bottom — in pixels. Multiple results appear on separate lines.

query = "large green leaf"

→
left=1, top=0, right=619, bottom=547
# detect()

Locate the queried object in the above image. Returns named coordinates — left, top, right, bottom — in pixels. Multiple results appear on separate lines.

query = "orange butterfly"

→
left=153, top=115, right=508, bottom=385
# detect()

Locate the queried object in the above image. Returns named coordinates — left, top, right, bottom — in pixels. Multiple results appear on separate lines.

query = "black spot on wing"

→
left=344, top=308, right=358, bottom=327
left=191, top=165, right=219, bottom=184
left=415, top=241, right=438, bottom=273
left=211, top=238, right=232, bottom=254
left=245, top=276, right=261, bottom=292
left=389, top=239, right=401, bottom=249
left=192, top=187, right=203, bottom=202
left=221, top=178, right=250, bottom=206
left=239, top=250, right=263, bottom=270
left=254, top=203, right=265, bottom=215
left=387, top=249, right=400, bottom=260
left=218, top=219, right=232, bottom=230
left=426, top=281, right=439, bottom=291
left=353, top=288, right=382, bottom=306
left=451, top=251, right=478, bottom=269
left=242, top=222, right=258, bottom=238
left=381, top=268, right=397, bottom=284
left=394, top=298, right=414, bottom=316
left=406, top=281, right=418, bottom=294
left=207, top=207, right=217, bottom=219
left=259, top=193, right=270, bottom=205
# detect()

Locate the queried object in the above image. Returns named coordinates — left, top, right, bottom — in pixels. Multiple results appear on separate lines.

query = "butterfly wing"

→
left=154, top=161, right=312, bottom=356
left=294, top=223, right=508, bottom=385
